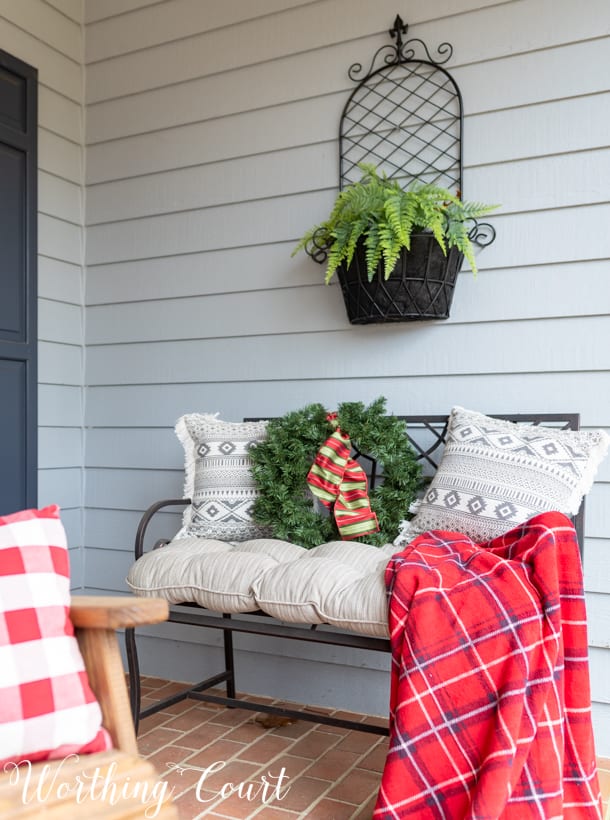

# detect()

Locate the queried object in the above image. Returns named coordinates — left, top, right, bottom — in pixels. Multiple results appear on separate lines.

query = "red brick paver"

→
left=137, top=678, right=386, bottom=818
left=136, top=678, right=610, bottom=820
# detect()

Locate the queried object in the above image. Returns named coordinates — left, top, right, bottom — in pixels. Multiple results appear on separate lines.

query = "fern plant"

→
left=293, top=164, right=498, bottom=282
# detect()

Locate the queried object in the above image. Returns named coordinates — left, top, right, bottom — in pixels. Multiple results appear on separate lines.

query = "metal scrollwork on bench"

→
left=306, top=14, right=496, bottom=263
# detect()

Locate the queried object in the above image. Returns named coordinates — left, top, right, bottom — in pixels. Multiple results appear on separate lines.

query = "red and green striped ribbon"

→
left=306, top=425, right=379, bottom=541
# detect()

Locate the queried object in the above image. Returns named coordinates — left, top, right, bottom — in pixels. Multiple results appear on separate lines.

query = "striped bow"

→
left=306, top=416, right=379, bottom=541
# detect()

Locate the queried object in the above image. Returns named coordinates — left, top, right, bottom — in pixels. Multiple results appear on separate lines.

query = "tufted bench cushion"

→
left=126, top=538, right=398, bottom=638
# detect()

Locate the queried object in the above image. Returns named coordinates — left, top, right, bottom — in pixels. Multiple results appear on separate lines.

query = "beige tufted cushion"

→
left=126, top=538, right=397, bottom=638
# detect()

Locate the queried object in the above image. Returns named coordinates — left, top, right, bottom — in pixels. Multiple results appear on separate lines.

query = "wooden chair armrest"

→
left=70, top=596, right=169, bottom=754
left=70, top=595, right=168, bottom=629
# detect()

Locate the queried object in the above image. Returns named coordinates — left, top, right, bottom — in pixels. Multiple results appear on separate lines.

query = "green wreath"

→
left=249, top=397, right=423, bottom=549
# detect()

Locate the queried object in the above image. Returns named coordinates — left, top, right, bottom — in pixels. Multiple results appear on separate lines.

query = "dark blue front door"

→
left=0, top=49, right=37, bottom=516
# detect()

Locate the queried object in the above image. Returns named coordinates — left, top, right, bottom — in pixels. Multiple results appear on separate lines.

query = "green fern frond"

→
left=450, top=201, right=499, bottom=220
left=324, top=248, right=344, bottom=284
left=364, top=224, right=383, bottom=281
left=345, top=218, right=367, bottom=267
left=323, top=223, right=349, bottom=283
left=383, top=192, right=410, bottom=248
left=377, top=223, right=399, bottom=276
left=447, top=220, right=479, bottom=274
left=292, top=164, right=499, bottom=282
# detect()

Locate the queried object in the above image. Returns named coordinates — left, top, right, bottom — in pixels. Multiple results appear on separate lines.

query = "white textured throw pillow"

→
left=395, top=406, right=609, bottom=547
left=175, top=414, right=270, bottom=542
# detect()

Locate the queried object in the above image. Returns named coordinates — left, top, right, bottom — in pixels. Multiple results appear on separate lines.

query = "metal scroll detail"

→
left=340, top=15, right=463, bottom=195
left=467, top=219, right=496, bottom=249
left=347, top=15, right=453, bottom=83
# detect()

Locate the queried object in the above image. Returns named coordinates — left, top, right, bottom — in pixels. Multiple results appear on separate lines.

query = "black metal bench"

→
left=126, top=412, right=583, bottom=737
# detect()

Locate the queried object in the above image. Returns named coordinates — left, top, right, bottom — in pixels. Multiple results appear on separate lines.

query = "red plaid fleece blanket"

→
left=375, top=512, right=602, bottom=819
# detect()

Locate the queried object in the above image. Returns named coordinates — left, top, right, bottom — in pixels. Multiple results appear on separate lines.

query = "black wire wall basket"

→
left=307, top=14, right=496, bottom=325
left=338, top=236, right=463, bottom=324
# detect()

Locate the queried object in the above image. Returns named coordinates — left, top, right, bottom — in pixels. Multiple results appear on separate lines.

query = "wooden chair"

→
left=0, top=596, right=177, bottom=819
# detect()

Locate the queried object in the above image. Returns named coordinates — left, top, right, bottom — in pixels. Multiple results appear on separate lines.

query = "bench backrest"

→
left=247, top=412, right=584, bottom=553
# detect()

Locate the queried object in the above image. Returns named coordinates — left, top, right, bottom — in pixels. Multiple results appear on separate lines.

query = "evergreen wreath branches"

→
left=249, top=397, right=423, bottom=549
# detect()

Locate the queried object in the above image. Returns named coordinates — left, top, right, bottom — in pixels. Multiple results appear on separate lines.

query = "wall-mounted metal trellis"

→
left=340, top=15, right=462, bottom=194
left=306, top=14, right=495, bottom=265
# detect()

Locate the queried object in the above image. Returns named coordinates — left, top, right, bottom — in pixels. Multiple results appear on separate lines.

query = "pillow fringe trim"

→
left=568, top=429, right=610, bottom=514
left=174, top=413, right=219, bottom=531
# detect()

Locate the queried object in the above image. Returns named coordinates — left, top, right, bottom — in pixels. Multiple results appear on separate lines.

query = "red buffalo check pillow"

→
left=0, top=505, right=112, bottom=766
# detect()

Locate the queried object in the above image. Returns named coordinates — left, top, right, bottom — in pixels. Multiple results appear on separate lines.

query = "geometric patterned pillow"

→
left=174, top=414, right=271, bottom=542
left=0, top=505, right=112, bottom=767
left=394, top=406, right=610, bottom=547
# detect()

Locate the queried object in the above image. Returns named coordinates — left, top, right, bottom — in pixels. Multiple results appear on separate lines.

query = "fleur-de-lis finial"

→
left=389, top=14, right=408, bottom=53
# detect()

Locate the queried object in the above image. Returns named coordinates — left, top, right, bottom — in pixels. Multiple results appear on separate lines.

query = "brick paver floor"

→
left=137, top=677, right=610, bottom=820
left=137, top=678, right=387, bottom=819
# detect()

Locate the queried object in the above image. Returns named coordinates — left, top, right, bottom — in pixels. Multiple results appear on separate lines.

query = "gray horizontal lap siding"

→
left=82, top=0, right=610, bottom=752
left=0, top=0, right=86, bottom=587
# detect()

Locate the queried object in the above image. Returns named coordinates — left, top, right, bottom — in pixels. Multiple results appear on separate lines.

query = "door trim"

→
left=0, top=48, right=38, bottom=511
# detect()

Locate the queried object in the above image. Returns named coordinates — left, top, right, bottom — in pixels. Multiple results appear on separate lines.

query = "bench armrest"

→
left=134, top=497, right=190, bottom=559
